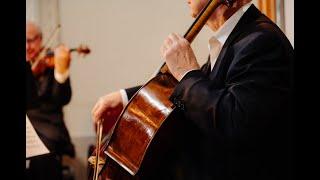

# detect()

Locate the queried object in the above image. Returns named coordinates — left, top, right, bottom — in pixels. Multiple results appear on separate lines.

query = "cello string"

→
left=93, top=120, right=101, bottom=180
left=93, top=119, right=104, bottom=180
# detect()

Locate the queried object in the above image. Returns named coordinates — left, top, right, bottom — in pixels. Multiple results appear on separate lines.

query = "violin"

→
left=88, top=0, right=234, bottom=179
left=31, top=44, right=90, bottom=76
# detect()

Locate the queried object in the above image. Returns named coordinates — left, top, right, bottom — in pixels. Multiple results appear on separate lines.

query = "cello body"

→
left=105, top=72, right=183, bottom=177
left=89, top=72, right=186, bottom=179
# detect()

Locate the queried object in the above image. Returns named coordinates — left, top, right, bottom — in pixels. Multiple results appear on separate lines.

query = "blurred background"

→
left=26, top=0, right=294, bottom=179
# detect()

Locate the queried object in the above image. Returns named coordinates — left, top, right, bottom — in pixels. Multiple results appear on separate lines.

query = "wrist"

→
left=177, top=68, right=199, bottom=81
left=54, top=69, right=70, bottom=83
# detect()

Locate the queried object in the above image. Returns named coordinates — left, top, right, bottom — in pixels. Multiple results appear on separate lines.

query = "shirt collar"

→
left=209, top=2, right=252, bottom=47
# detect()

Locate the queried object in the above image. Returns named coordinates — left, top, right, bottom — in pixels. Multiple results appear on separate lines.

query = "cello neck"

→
left=159, top=0, right=233, bottom=74
left=184, top=0, right=225, bottom=43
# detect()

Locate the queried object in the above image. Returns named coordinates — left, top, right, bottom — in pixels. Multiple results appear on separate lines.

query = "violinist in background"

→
left=26, top=21, right=75, bottom=180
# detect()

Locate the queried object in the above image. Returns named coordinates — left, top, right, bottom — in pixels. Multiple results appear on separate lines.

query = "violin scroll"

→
left=72, top=44, right=91, bottom=56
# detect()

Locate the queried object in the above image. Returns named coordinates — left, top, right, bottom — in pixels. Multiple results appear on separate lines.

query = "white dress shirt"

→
left=120, top=2, right=253, bottom=106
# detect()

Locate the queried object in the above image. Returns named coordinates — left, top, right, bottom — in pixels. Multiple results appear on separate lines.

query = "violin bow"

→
left=42, top=24, right=61, bottom=50
left=31, top=24, right=61, bottom=67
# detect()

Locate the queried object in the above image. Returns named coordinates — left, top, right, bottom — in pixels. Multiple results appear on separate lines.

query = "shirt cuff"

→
left=54, top=69, right=69, bottom=84
left=119, top=89, right=129, bottom=107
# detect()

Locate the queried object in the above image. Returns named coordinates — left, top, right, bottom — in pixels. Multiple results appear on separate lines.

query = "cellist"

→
left=92, top=0, right=294, bottom=179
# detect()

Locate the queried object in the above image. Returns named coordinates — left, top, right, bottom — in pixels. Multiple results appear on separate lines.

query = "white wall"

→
left=27, top=0, right=61, bottom=49
left=26, top=0, right=39, bottom=23
left=284, top=0, right=294, bottom=47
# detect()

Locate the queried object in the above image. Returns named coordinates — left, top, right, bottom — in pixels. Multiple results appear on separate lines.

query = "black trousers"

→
left=26, top=154, right=62, bottom=180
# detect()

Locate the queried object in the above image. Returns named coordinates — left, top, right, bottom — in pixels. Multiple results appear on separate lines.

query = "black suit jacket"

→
left=126, top=5, right=293, bottom=180
left=26, top=62, right=39, bottom=110
left=27, top=68, right=75, bottom=157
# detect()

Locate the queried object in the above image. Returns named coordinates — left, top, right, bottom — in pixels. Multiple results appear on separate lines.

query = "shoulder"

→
left=234, top=24, right=292, bottom=57
left=234, top=11, right=293, bottom=51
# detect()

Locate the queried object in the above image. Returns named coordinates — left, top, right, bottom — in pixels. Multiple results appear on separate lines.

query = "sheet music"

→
left=26, top=115, right=50, bottom=158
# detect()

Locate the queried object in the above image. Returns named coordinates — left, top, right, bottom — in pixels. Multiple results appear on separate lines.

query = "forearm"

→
left=170, top=67, right=289, bottom=141
left=51, top=77, right=72, bottom=106
left=170, top=70, right=229, bottom=135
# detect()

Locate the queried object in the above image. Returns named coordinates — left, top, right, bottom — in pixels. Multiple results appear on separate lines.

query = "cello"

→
left=89, top=0, right=234, bottom=179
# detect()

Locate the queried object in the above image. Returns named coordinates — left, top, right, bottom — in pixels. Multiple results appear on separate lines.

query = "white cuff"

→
left=54, top=69, right=69, bottom=84
left=119, top=89, right=129, bottom=107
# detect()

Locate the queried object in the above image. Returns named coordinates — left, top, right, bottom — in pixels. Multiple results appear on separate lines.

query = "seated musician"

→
left=26, top=21, right=75, bottom=180
left=92, top=0, right=294, bottom=179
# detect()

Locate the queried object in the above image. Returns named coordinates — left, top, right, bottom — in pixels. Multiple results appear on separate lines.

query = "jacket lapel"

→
left=209, top=5, right=262, bottom=80
left=201, top=55, right=212, bottom=76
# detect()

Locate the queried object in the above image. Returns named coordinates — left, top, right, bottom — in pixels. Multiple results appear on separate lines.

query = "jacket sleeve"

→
left=50, top=77, right=72, bottom=106
left=26, top=62, right=39, bottom=109
left=169, top=30, right=293, bottom=141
